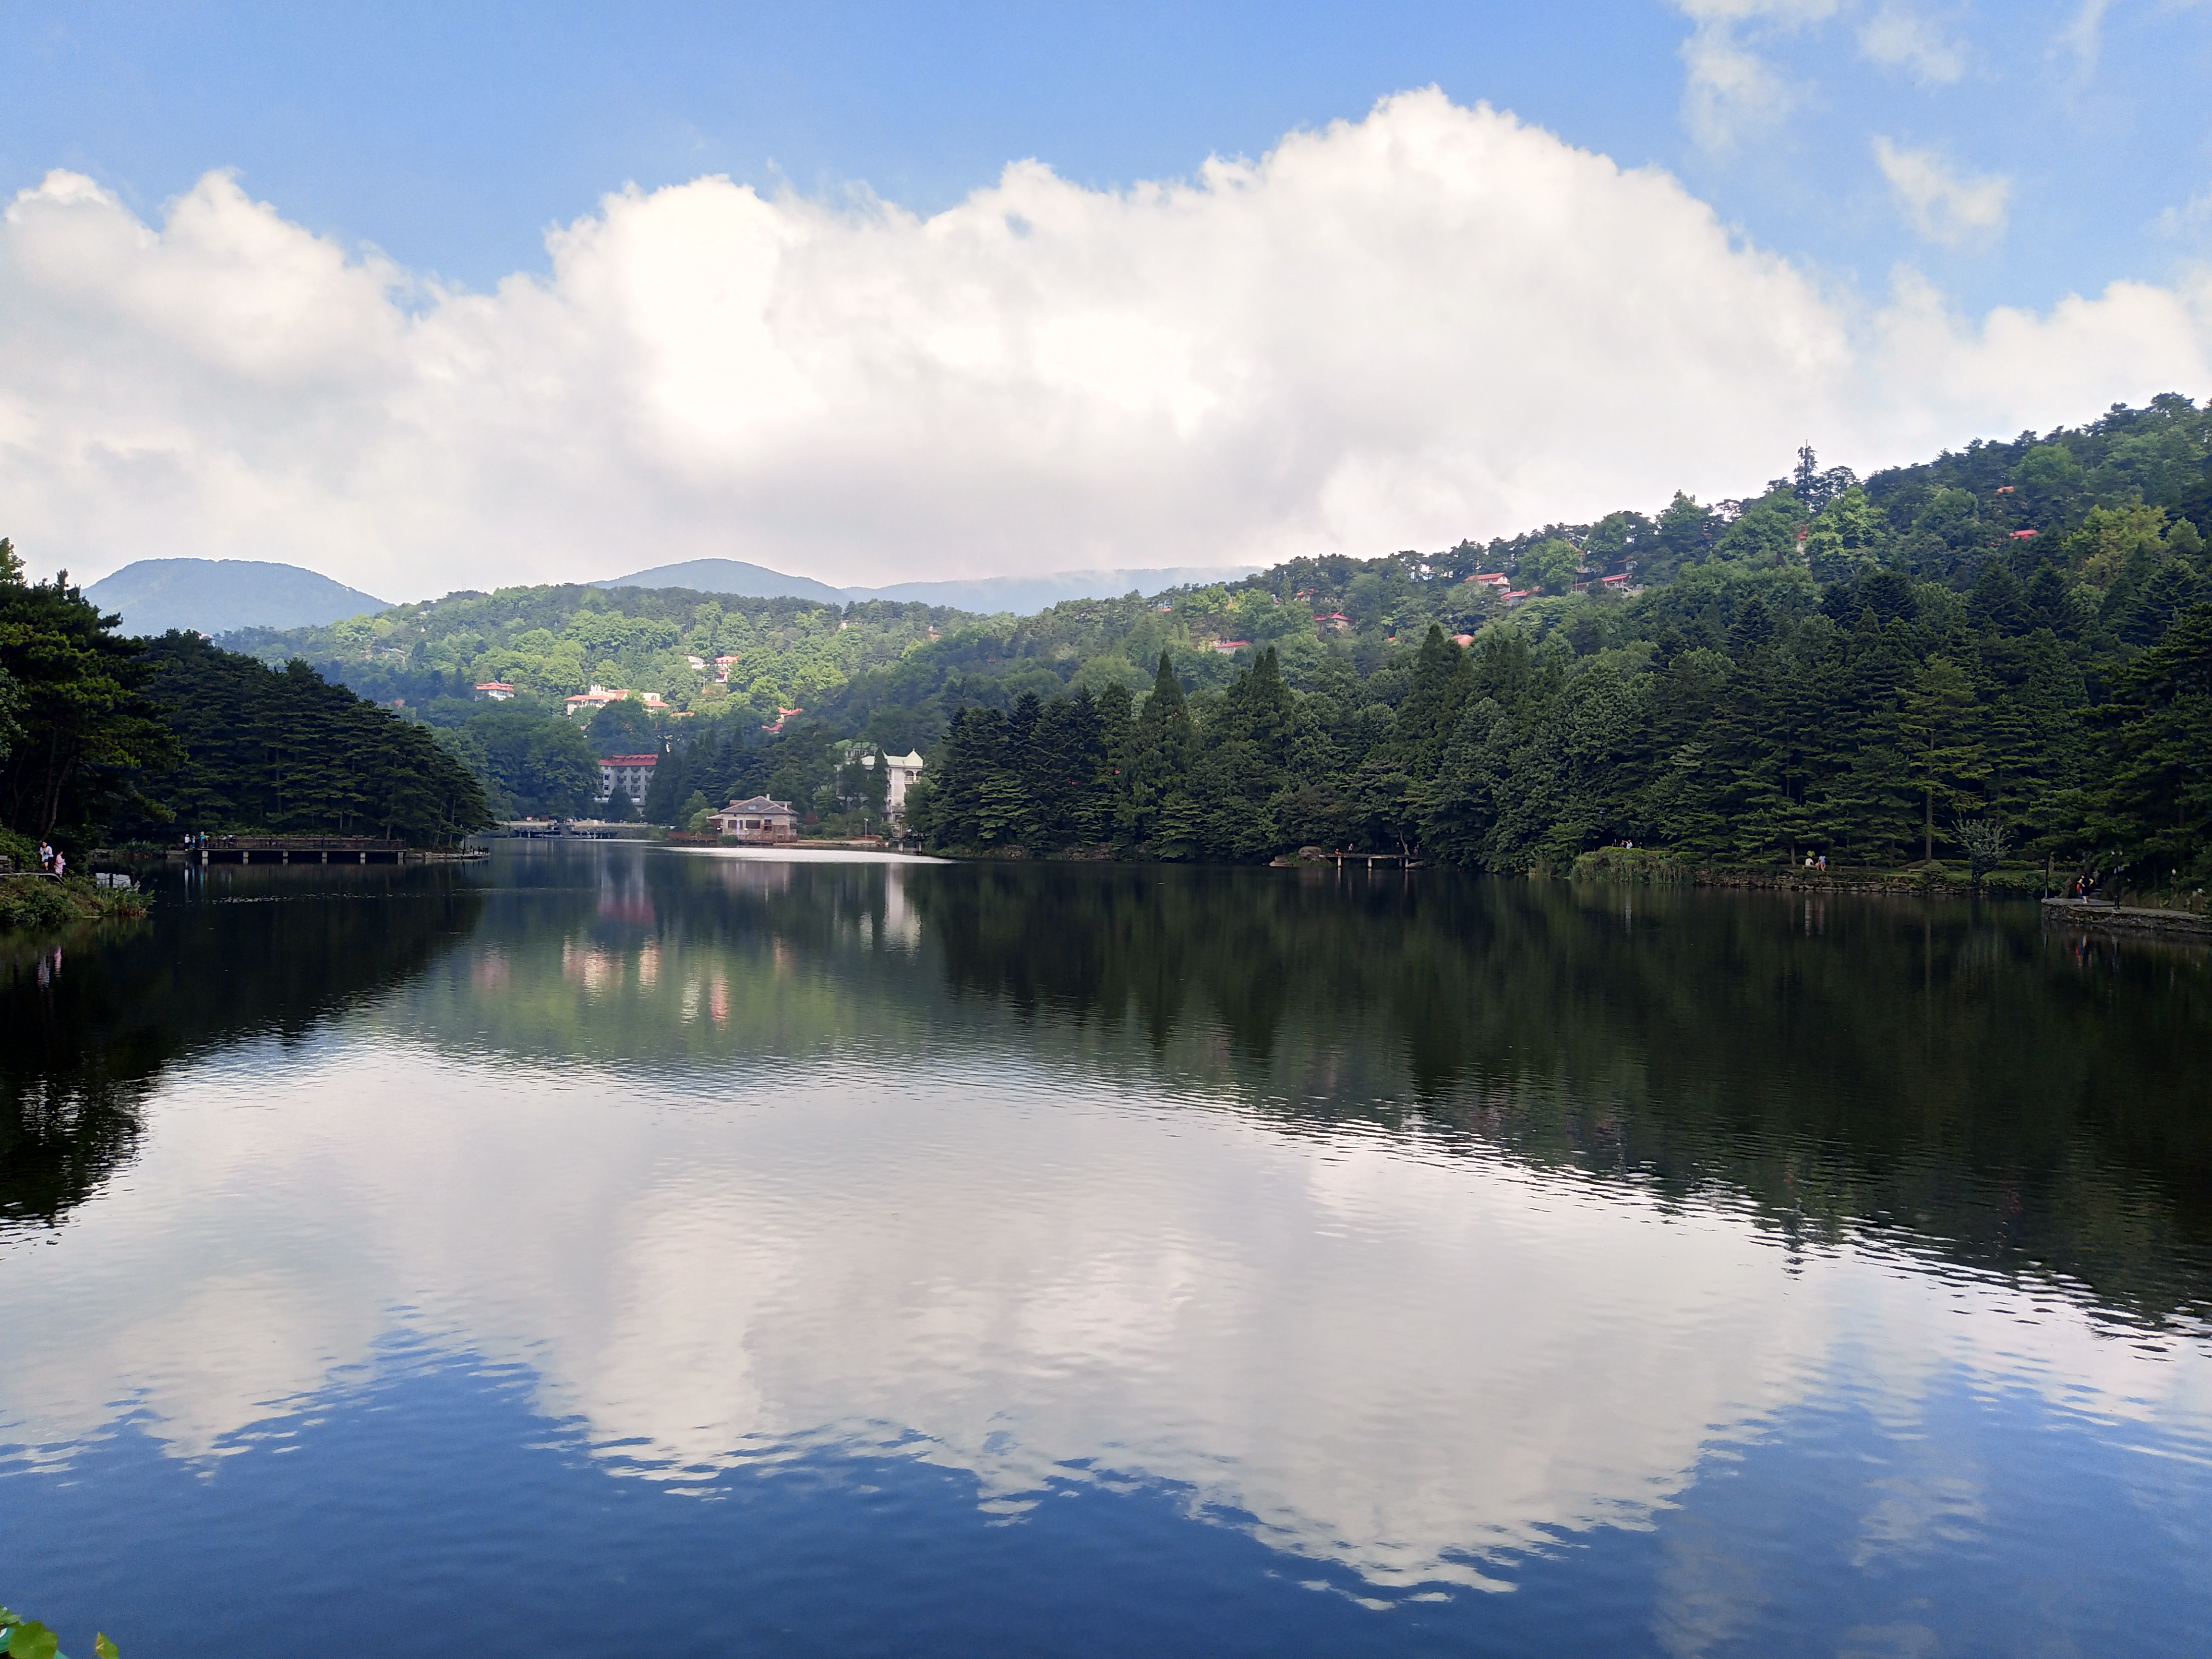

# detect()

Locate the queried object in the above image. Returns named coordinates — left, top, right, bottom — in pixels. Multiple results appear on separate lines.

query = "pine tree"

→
left=1900, top=655, right=1986, bottom=863
left=2080, top=602, right=2212, bottom=884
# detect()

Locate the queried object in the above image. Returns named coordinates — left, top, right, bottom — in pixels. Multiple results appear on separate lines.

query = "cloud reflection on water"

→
left=4, top=1032, right=2207, bottom=1595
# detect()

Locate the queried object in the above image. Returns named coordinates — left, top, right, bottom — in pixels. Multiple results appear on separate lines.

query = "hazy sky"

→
left=3, top=1, right=2209, bottom=597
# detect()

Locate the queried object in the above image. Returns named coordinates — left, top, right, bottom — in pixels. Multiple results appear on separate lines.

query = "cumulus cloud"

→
left=0, top=89, right=2207, bottom=600
left=1858, top=3, right=1969, bottom=84
left=1873, top=135, right=2012, bottom=243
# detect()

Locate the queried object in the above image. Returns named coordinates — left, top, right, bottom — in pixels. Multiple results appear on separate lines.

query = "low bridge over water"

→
left=170, top=837, right=407, bottom=865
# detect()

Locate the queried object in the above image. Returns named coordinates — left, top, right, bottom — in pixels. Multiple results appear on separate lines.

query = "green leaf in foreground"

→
left=7, top=1620, right=59, bottom=1659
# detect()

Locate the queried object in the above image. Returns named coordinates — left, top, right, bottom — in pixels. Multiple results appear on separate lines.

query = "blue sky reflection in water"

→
left=3, top=844, right=2211, bottom=1656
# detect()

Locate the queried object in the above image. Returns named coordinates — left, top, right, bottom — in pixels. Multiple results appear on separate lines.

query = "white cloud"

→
left=7, top=978, right=2211, bottom=1591
left=1873, top=135, right=2013, bottom=244
left=1679, top=25, right=1796, bottom=148
left=1673, top=0, right=1839, bottom=148
left=1859, top=3, right=1969, bottom=84
left=2057, top=0, right=2120, bottom=74
left=0, top=89, right=2206, bottom=601
left=2155, top=184, right=2212, bottom=242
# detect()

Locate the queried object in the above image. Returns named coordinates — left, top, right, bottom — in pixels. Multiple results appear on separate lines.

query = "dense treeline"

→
left=913, top=571, right=2208, bottom=883
left=112, top=634, right=489, bottom=843
left=218, top=394, right=2208, bottom=883
left=902, top=399, right=2212, bottom=887
left=0, top=542, right=175, bottom=843
left=16, top=392, right=2211, bottom=880
left=0, top=547, right=488, bottom=852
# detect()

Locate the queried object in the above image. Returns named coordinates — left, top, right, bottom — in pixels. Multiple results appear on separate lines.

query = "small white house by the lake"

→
left=709, top=796, right=799, bottom=842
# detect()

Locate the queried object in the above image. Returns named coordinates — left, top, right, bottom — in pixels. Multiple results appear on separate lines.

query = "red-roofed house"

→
left=474, top=682, right=516, bottom=701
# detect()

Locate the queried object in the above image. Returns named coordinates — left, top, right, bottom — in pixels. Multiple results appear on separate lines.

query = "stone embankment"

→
left=1691, top=867, right=2033, bottom=897
left=1569, top=847, right=2052, bottom=897
left=2039, top=898, right=2212, bottom=940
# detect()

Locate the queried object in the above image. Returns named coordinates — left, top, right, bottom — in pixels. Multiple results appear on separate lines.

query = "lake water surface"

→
left=4, top=845, right=2211, bottom=1656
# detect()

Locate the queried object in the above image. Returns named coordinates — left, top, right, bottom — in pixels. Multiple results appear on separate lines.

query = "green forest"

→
left=219, top=394, right=2212, bottom=890
left=5, top=392, right=2210, bottom=889
left=0, top=543, right=486, bottom=855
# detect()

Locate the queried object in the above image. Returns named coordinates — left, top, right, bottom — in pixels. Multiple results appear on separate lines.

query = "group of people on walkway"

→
left=35, top=839, right=65, bottom=878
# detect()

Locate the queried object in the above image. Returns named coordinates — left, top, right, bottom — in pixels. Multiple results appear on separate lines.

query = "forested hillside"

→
left=0, top=543, right=487, bottom=853
left=213, top=394, right=2212, bottom=886
left=114, top=635, right=488, bottom=844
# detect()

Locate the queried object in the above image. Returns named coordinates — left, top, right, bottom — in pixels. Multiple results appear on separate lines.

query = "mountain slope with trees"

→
left=0, top=546, right=487, bottom=861
left=113, top=634, right=488, bottom=843
left=896, top=395, right=2212, bottom=888
left=25, top=391, right=2212, bottom=890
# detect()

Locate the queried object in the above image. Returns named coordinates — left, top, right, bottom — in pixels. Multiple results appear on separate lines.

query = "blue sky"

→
left=2, top=2, right=2210, bottom=594
left=9, top=1, right=2208, bottom=314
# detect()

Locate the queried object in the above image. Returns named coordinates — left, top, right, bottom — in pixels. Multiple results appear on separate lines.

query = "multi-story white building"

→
left=598, top=754, right=658, bottom=805
left=879, top=750, right=925, bottom=817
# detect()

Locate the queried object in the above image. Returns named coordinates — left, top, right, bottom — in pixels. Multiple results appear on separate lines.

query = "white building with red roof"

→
left=598, top=754, right=658, bottom=804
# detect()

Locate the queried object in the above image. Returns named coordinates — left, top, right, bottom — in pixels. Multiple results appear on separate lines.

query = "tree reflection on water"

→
left=0, top=864, right=482, bottom=1232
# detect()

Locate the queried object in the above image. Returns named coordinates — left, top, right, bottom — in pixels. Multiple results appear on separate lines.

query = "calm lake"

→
left=4, top=844, right=2210, bottom=1657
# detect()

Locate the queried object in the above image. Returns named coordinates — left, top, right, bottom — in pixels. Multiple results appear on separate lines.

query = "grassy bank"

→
left=0, top=875, right=149, bottom=932
left=0, top=832, right=150, bottom=933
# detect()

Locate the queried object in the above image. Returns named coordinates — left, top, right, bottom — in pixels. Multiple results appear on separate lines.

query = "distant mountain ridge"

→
left=598, top=557, right=1261, bottom=610
left=80, top=555, right=1264, bottom=641
left=845, top=566, right=1265, bottom=611
left=86, top=558, right=389, bottom=637
left=594, top=559, right=847, bottom=604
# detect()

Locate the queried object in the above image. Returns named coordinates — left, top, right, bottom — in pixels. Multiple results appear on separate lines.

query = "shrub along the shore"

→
left=0, top=830, right=147, bottom=930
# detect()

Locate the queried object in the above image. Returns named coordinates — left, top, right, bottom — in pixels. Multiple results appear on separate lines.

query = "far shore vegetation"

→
left=3, top=393, right=2210, bottom=929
